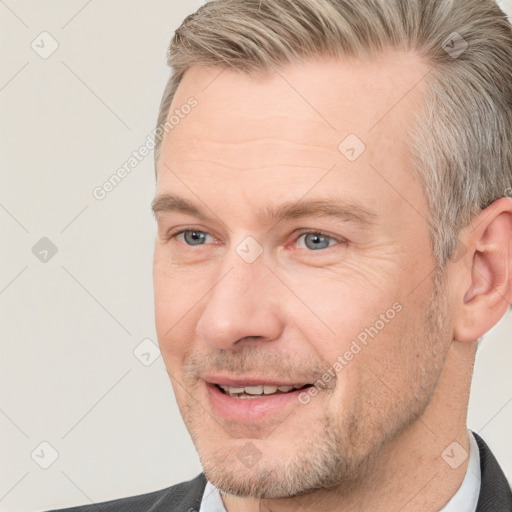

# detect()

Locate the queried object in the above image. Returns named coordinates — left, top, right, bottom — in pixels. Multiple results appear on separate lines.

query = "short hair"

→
left=154, top=0, right=512, bottom=268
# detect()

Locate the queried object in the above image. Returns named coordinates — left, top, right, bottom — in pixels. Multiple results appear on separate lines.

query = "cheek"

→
left=154, top=251, right=203, bottom=327
left=318, top=307, right=414, bottom=434
left=153, top=258, right=198, bottom=365
left=155, top=301, right=195, bottom=366
left=287, top=268, right=402, bottom=344
left=295, top=277, right=410, bottom=395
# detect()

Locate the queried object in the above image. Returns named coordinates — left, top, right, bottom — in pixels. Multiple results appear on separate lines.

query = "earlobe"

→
left=453, top=198, right=512, bottom=343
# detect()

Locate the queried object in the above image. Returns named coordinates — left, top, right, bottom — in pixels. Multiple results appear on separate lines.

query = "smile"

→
left=216, top=383, right=312, bottom=398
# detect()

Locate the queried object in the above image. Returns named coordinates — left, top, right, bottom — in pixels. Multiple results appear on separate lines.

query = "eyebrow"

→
left=151, top=193, right=377, bottom=228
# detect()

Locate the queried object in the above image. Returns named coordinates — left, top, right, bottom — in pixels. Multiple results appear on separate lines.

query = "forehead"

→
left=157, top=52, right=430, bottom=219
left=166, top=52, right=427, bottom=139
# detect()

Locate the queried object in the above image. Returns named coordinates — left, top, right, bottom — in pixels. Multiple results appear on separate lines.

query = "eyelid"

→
left=165, top=226, right=217, bottom=244
left=292, top=229, right=348, bottom=248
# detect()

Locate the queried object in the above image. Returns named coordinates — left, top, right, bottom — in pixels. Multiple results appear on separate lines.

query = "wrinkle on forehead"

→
left=162, top=51, right=429, bottom=172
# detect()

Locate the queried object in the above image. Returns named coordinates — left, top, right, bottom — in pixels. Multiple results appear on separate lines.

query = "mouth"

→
left=202, top=377, right=317, bottom=423
left=215, top=382, right=313, bottom=398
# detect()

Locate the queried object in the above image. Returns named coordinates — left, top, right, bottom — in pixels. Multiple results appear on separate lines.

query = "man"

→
left=49, top=0, right=512, bottom=510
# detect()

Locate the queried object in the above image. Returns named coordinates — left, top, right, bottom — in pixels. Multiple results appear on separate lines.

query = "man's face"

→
left=153, top=53, right=454, bottom=497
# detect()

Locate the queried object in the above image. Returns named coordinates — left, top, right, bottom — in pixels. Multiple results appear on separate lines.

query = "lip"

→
left=203, top=380, right=313, bottom=423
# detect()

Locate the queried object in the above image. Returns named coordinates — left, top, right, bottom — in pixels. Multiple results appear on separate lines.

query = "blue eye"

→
left=169, top=229, right=343, bottom=252
left=177, top=230, right=212, bottom=246
left=296, top=232, right=339, bottom=251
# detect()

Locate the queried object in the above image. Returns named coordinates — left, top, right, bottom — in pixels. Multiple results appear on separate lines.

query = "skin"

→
left=152, top=52, right=512, bottom=511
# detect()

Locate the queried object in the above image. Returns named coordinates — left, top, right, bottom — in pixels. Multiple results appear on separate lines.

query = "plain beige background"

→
left=0, top=1, right=511, bottom=511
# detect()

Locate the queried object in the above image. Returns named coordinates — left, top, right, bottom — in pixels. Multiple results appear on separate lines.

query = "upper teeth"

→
left=219, top=384, right=304, bottom=396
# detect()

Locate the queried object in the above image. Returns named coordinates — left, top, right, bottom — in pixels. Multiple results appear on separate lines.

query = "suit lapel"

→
left=473, top=432, right=512, bottom=511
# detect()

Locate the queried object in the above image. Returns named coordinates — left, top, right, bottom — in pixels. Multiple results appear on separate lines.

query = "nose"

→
left=195, top=251, right=284, bottom=350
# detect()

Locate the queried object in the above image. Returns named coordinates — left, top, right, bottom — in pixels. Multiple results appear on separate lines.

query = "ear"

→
left=453, top=197, right=512, bottom=343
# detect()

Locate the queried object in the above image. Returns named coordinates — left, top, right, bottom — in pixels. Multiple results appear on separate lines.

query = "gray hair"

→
left=154, top=0, right=512, bottom=267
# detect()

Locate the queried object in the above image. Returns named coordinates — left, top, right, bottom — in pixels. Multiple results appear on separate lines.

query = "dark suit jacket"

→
left=45, top=432, right=511, bottom=512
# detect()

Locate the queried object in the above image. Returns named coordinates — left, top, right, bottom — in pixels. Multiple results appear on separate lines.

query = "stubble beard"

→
left=180, top=269, right=451, bottom=500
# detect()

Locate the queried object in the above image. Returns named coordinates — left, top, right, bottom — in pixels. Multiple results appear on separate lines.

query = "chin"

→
left=195, top=424, right=367, bottom=499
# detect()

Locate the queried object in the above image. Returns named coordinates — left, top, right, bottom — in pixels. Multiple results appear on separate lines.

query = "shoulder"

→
left=472, top=432, right=512, bottom=511
left=42, top=473, right=207, bottom=512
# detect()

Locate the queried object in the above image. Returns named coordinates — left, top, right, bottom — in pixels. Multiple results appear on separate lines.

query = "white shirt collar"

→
left=199, top=430, right=481, bottom=512
left=200, top=479, right=227, bottom=512
left=439, top=430, right=481, bottom=512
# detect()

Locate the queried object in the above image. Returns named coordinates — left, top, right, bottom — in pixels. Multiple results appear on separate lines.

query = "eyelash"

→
left=293, top=229, right=347, bottom=250
left=165, top=227, right=347, bottom=251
